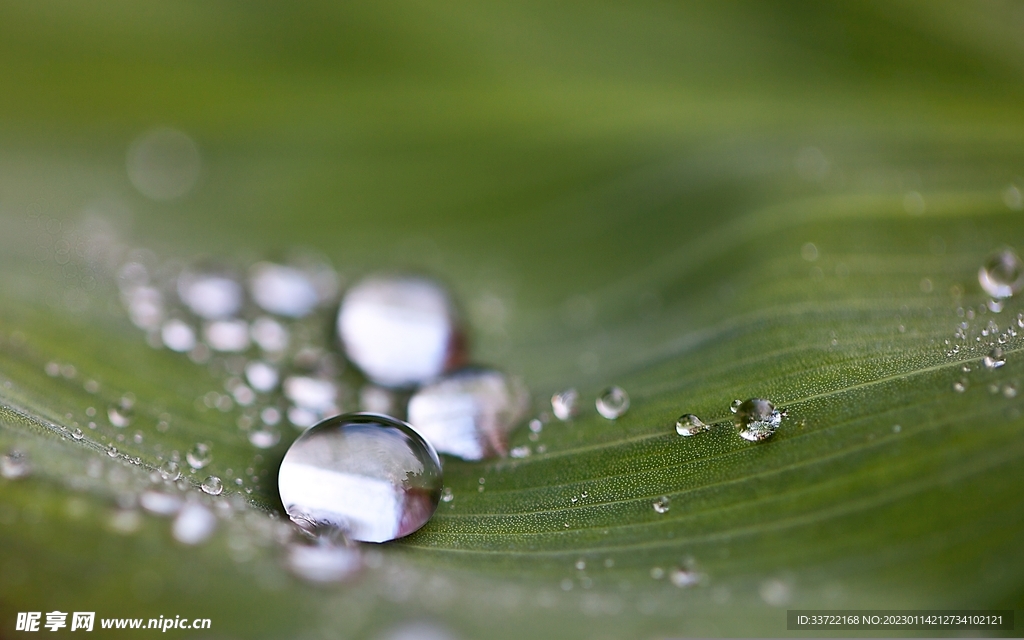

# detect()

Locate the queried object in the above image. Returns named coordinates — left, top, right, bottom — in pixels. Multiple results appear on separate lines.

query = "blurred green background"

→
left=1, top=1, right=1024, bottom=638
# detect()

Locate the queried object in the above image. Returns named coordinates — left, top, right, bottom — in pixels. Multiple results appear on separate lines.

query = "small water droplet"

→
left=139, top=490, right=183, bottom=516
left=172, top=502, right=217, bottom=545
left=800, top=242, right=818, bottom=261
left=650, top=567, right=665, bottom=580
left=575, top=559, right=586, bottom=571
left=201, top=476, right=223, bottom=495
left=177, top=270, right=242, bottom=320
left=0, top=450, right=31, bottom=479
left=652, top=496, right=670, bottom=514
left=107, top=398, right=134, bottom=428
left=440, top=487, right=454, bottom=503
left=509, top=445, right=531, bottom=458
left=675, top=414, right=709, bottom=437
left=979, top=248, right=1024, bottom=299
left=988, top=298, right=1005, bottom=313
left=277, top=413, right=442, bottom=543
left=732, top=398, right=783, bottom=442
left=108, top=509, right=142, bottom=535
left=983, top=347, right=1006, bottom=370
left=551, top=388, right=580, bottom=421
left=251, top=316, right=290, bottom=353
left=337, top=275, right=465, bottom=388
left=160, top=460, right=181, bottom=482
left=70, top=428, right=84, bottom=440
left=1004, top=383, right=1019, bottom=398
left=106, top=445, right=119, bottom=458
left=283, top=376, right=337, bottom=415
left=729, top=399, right=742, bottom=413
left=161, top=318, right=196, bottom=353
left=204, top=319, right=251, bottom=352
left=248, top=428, right=281, bottom=449
left=596, top=386, right=630, bottom=420
left=669, top=567, right=703, bottom=588
left=249, top=262, right=320, bottom=318
left=407, top=367, right=530, bottom=460
left=285, top=534, right=362, bottom=584
left=186, top=443, right=212, bottom=469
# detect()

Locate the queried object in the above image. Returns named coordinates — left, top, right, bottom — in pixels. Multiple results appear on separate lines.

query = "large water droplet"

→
left=172, top=502, right=217, bottom=545
left=979, top=248, right=1024, bottom=299
left=337, top=275, right=465, bottom=388
left=186, top=443, right=212, bottom=469
left=177, top=270, right=243, bottom=320
left=983, top=347, right=1006, bottom=370
left=277, top=413, right=442, bottom=543
left=201, top=476, right=223, bottom=495
left=675, top=414, right=709, bottom=437
left=249, top=262, right=320, bottom=318
left=551, top=388, right=580, bottom=421
left=407, top=367, right=529, bottom=460
left=596, top=386, right=630, bottom=420
left=0, top=450, right=31, bottom=479
left=652, top=496, right=670, bottom=514
left=733, top=398, right=783, bottom=442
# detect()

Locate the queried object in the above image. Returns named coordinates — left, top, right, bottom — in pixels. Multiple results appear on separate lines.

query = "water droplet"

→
left=139, top=490, right=183, bottom=516
left=575, top=559, right=586, bottom=571
left=106, top=445, right=119, bottom=458
left=107, top=398, right=134, bottom=428
left=978, top=248, right=1024, bottom=299
left=669, top=567, right=703, bottom=588
left=652, top=496, right=670, bottom=514
left=127, top=127, right=201, bottom=200
left=983, top=347, right=1006, bottom=371
left=283, top=376, right=337, bottom=415
left=509, top=445, right=531, bottom=458
left=186, top=443, right=212, bottom=469
left=250, top=316, right=290, bottom=353
left=160, top=460, right=181, bottom=482
left=733, top=398, right=782, bottom=442
left=0, top=450, right=31, bottom=479
left=177, top=269, right=242, bottom=320
left=729, top=399, right=742, bottom=413
left=172, top=502, right=217, bottom=545
left=596, top=386, right=630, bottom=420
left=160, top=319, right=196, bottom=353
left=675, top=414, right=709, bottom=437
left=277, top=413, right=443, bottom=543
left=248, top=428, right=280, bottom=449
left=108, top=509, right=142, bottom=535
left=800, top=242, right=819, bottom=261
left=337, top=275, right=465, bottom=388
left=285, top=535, right=362, bottom=584
left=650, top=567, right=665, bottom=580
left=551, top=388, right=580, bottom=421
left=70, top=428, right=84, bottom=440
left=249, top=262, right=320, bottom=318
left=759, top=579, right=791, bottom=607
left=988, top=298, right=1005, bottom=313
left=201, top=476, right=223, bottom=496
left=122, top=285, right=164, bottom=330
left=1004, top=383, right=1019, bottom=398
left=440, top=487, right=454, bottom=503
left=204, top=319, right=251, bottom=352
left=245, top=361, right=279, bottom=393
left=407, top=367, right=530, bottom=460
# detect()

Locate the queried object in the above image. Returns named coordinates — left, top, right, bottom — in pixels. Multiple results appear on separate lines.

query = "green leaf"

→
left=1, top=2, right=1024, bottom=637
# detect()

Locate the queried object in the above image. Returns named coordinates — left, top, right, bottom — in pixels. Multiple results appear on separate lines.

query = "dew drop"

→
left=575, top=559, right=586, bottom=571
left=277, top=413, right=443, bottom=543
left=0, top=450, right=31, bottom=480
left=733, top=398, right=783, bottom=442
left=177, top=270, right=242, bottom=320
left=249, top=262, right=320, bottom=318
left=440, top=487, right=454, bottom=503
left=596, top=386, right=630, bottom=420
left=285, top=535, right=362, bottom=584
left=337, top=275, right=465, bottom=388
left=106, top=445, right=119, bottom=458
left=204, top=319, right=251, bottom=352
left=201, top=476, right=223, bottom=496
left=70, top=428, right=84, bottom=440
left=244, top=360, right=279, bottom=393
left=983, top=347, right=1006, bottom=371
left=139, top=490, right=183, bottom=516
left=248, top=428, right=281, bottom=449
left=729, top=399, right=742, bottom=413
left=1004, top=383, right=1019, bottom=398
left=186, top=443, right=212, bottom=469
left=172, top=502, right=217, bottom=545
left=407, top=366, right=530, bottom=460
left=979, top=248, right=1024, bottom=299
left=160, top=460, right=181, bottom=482
left=161, top=319, right=196, bottom=353
left=107, top=398, right=134, bottom=428
left=669, top=567, right=703, bottom=588
left=652, top=496, right=670, bottom=514
left=675, top=414, right=709, bottom=437
left=551, top=388, right=580, bottom=421
left=283, top=376, right=337, bottom=415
